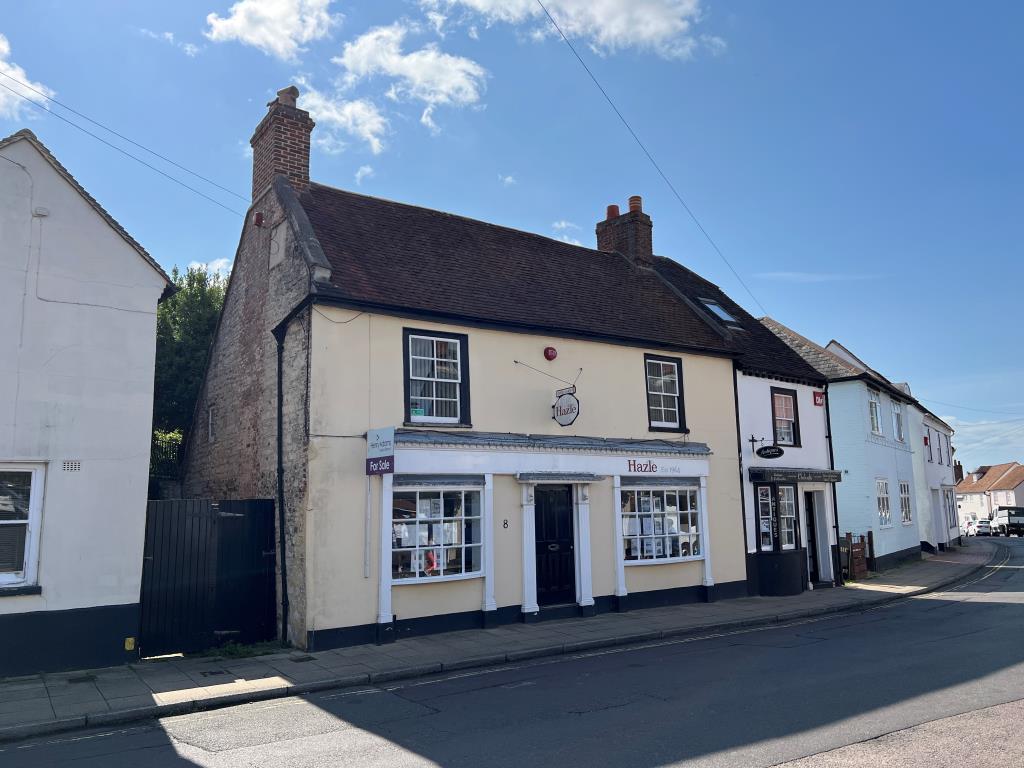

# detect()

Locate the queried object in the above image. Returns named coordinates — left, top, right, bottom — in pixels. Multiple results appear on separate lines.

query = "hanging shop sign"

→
left=366, top=426, right=395, bottom=475
left=756, top=445, right=785, bottom=460
left=552, top=386, right=580, bottom=427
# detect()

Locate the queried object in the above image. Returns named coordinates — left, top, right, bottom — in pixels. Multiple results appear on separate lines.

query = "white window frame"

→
left=619, top=486, right=703, bottom=565
left=926, top=427, right=933, bottom=462
left=407, top=334, right=462, bottom=425
left=868, top=390, right=883, bottom=435
left=892, top=402, right=905, bottom=442
left=773, top=392, right=797, bottom=446
left=899, top=480, right=912, bottom=524
left=877, top=479, right=892, bottom=527
left=943, top=489, right=956, bottom=529
left=390, top=486, right=483, bottom=584
left=944, top=433, right=952, bottom=465
left=778, top=485, right=797, bottom=550
left=0, top=462, right=45, bottom=587
left=645, top=358, right=681, bottom=429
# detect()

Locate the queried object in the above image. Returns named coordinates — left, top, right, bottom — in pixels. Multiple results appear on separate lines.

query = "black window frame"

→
left=402, top=327, right=472, bottom=427
left=770, top=386, right=801, bottom=447
left=643, top=353, right=688, bottom=434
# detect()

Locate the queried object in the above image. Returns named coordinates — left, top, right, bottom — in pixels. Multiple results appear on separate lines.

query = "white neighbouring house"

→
left=910, top=408, right=960, bottom=550
left=763, top=320, right=952, bottom=571
left=956, top=463, right=1024, bottom=525
left=0, top=130, right=172, bottom=675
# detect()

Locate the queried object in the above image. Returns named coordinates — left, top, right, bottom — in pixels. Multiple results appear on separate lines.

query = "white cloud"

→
left=139, top=28, right=204, bottom=57
left=556, top=233, right=582, bottom=246
left=552, top=220, right=580, bottom=231
left=205, top=0, right=340, bottom=62
left=188, top=257, right=233, bottom=278
left=333, top=23, right=486, bottom=133
left=426, top=11, right=447, bottom=36
left=753, top=272, right=880, bottom=284
left=422, top=0, right=715, bottom=59
left=354, top=164, right=374, bottom=185
left=0, top=33, right=55, bottom=120
left=498, top=173, right=516, bottom=186
left=297, top=78, right=388, bottom=154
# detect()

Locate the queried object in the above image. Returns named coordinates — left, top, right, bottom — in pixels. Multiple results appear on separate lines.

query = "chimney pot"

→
left=275, top=85, right=299, bottom=108
left=595, top=195, right=654, bottom=266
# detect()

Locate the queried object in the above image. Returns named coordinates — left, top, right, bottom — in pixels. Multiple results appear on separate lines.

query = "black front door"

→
left=805, top=491, right=819, bottom=583
left=534, top=485, right=576, bottom=605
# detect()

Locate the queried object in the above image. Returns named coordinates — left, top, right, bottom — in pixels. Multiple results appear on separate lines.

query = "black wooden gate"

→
left=139, top=499, right=276, bottom=657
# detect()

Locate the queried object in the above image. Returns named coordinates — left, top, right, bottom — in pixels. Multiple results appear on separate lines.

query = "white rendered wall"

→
left=0, top=137, right=166, bottom=615
left=829, top=381, right=922, bottom=557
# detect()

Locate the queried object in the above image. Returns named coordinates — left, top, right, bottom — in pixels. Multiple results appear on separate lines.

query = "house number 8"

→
left=503, top=519, right=509, bottom=529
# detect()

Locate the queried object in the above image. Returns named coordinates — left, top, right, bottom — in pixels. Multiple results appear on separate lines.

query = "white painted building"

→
left=956, top=463, right=1024, bottom=525
left=910, top=408, right=959, bottom=550
left=763, top=321, right=944, bottom=571
left=0, top=130, right=171, bottom=675
left=735, top=372, right=840, bottom=594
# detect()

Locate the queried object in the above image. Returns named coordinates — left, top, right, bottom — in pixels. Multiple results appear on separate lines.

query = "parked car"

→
left=969, top=519, right=992, bottom=536
left=961, top=519, right=977, bottom=536
left=991, top=507, right=1024, bottom=537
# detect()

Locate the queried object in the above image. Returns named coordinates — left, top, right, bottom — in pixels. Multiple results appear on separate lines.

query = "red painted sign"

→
left=813, top=391, right=826, bottom=407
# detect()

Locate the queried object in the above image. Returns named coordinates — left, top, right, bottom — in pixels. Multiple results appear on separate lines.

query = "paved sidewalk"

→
left=0, top=539, right=999, bottom=743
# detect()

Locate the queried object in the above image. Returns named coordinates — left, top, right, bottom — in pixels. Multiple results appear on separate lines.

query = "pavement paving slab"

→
left=0, top=539, right=998, bottom=744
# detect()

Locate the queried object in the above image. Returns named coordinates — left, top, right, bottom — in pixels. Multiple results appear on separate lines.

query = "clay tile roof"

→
left=991, top=464, right=1024, bottom=491
left=759, top=317, right=862, bottom=379
left=299, top=182, right=734, bottom=355
left=652, top=260, right=825, bottom=383
left=956, top=462, right=1020, bottom=494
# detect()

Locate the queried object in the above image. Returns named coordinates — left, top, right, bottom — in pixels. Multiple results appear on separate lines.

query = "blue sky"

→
left=2, top=1, right=1022, bottom=469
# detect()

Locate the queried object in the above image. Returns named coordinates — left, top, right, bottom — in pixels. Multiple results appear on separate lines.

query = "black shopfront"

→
left=746, top=467, right=842, bottom=597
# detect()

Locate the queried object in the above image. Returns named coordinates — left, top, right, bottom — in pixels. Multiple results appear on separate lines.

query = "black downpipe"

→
left=274, top=325, right=289, bottom=645
left=823, top=382, right=843, bottom=585
left=731, top=363, right=752, bottom=595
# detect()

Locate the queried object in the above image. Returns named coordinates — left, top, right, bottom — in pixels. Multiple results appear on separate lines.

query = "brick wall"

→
left=181, top=184, right=313, bottom=645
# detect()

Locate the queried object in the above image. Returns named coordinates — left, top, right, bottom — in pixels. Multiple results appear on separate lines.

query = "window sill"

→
left=391, top=571, right=483, bottom=586
left=879, top=524, right=894, bottom=529
left=624, top=555, right=704, bottom=566
left=902, top=521, right=914, bottom=526
left=648, top=425, right=690, bottom=435
left=0, top=584, right=41, bottom=598
left=403, top=422, right=474, bottom=429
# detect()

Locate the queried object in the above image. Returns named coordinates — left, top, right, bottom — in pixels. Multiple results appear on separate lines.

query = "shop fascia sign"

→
left=626, top=459, right=684, bottom=475
left=366, top=426, right=395, bottom=475
left=552, top=385, right=580, bottom=427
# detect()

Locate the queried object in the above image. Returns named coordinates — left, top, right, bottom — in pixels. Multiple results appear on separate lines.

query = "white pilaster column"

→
left=613, top=475, right=627, bottom=598
left=575, top=484, right=594, bottom=608
left=699, top=475, right=714, bottom=588
left=521, top=484, right=539, bottom=615
left=377, top=473, right=393, bottom=625
left=482, top=474, right=497, bottom=612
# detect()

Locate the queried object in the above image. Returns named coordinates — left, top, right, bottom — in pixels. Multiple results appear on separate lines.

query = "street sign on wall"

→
left=366, top=427, right=395, bottom=475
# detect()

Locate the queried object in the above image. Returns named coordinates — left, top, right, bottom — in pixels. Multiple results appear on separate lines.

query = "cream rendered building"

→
left=184, top=87, right=756, bottom=648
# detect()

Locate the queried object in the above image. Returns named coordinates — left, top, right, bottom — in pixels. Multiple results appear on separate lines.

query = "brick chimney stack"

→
left=250, top=85, right=315, bottom=200
left=596, top=195, right=653, bottom=267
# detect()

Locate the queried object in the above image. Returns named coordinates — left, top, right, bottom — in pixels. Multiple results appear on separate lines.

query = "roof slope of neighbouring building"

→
left=956, top=462, right=1019, bottom=494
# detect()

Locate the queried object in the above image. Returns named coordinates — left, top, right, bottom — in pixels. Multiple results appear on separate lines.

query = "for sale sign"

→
left=366, top=427, right=395, bottom=475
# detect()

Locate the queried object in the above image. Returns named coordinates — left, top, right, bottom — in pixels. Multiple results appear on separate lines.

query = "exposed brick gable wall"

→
left=181, top=184, right=313, bottom=645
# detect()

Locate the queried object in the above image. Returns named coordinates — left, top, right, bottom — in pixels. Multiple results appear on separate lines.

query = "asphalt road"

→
left=4, top=539, right=1022, bottom=768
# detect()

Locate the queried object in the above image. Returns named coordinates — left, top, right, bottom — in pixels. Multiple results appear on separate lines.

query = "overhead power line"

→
left=0, top=69, right=248, bottom=203
left=535, top=0, right=768, bottom=316
left=0, top=81, right=245, bottom=217
left=917, top=397, right=1024, bottom=418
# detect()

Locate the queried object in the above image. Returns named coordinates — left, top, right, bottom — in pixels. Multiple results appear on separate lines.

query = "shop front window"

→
left=620, top=487, right=701, bottom=562
left=755, top=483, right=799, bottom=552
left=392, top=488, right=482, bottom=581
